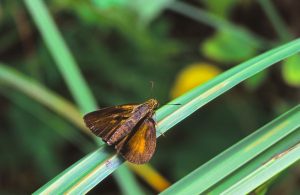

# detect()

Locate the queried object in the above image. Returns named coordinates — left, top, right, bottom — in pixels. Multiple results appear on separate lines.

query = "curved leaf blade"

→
left=34, top=38, right=300, bottom=193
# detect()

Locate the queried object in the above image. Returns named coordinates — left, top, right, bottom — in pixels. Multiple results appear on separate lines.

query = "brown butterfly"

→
left=83, top=99, right=159, bottom=164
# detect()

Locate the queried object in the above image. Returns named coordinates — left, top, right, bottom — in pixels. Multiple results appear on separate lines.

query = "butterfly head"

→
left=146, top=98, right=159, bottom=110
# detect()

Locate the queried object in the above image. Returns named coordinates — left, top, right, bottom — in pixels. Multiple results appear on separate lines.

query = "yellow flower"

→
left=171, top=63, right=222, bottom=98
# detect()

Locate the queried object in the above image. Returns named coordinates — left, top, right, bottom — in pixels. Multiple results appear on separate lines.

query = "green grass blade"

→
left=3, top=91, right=94, bottom=153
left=0, top=63, right=86, bottom=131
left=156, top=38, right=300, bottom=134
left=33, top=147, right=121, bottom=195
left=31, top=38, right=300, bottom=193
left=258, top=0, right=293, bottom=42
left=211, top=129, right=300, bottom=194
left=23, top=0, right=142, bottom=192
left=160, top=105, right=300, bottom=195
left=24, top=0, right=97, bottom=113
left=226, top=144, right=300, bottom=195
left=114, top=165, right=146, bottom=195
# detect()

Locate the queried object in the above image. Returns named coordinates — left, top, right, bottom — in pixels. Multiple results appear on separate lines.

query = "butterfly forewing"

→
left=116, top=117, right=156, bottom=164
left=83, top=105, right=138, bottom=143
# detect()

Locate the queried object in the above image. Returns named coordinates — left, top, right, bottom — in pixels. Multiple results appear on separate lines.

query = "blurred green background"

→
left=1, top=0, right=299, bottom=194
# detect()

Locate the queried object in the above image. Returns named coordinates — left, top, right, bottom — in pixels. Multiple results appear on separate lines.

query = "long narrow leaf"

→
left=160, top=105, right=300, bottom=194
left=32, top=39, right=300, bottom=193
left=0, top=63, right=87, bottom=131
left=114, top=165, right=145, bottom=195
left=258, top=0, right=293, bottom=42
left=156, top=38, right=300, bottom=134
left=213, top=130, right=300, bottom=194
left=23, top=0, right=143, bottom=193
left=24, top=0, right=97, bottom=113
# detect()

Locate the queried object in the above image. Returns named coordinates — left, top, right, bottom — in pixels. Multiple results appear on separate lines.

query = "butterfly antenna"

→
left=164, top=102, right=182, bottom=106
left=166, top=103, right=181, bottom=106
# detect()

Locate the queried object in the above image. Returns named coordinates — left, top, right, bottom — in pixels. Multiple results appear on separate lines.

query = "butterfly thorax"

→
left=145, top=99, right=159, bottom=110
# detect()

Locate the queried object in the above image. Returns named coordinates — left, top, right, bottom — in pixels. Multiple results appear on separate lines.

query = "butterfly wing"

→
left=83, top=105, right=138, bottom=144
left=116, top=117, right=156, bottom=164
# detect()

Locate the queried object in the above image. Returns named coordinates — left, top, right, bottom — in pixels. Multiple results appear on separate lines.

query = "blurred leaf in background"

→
left=244, top=70, right=268, bottom=90
left=201, top=30, right=258, bottom=64
left=282, top=54, right=300, bottom=87
left=93, top=0, right=175, bottom=24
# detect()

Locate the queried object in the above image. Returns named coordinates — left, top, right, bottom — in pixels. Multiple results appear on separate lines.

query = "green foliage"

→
left=33, top=38, right=300, bottom=193
left=203, top=0, right=238, bottom=18
left=1, top=0, right=300, bottom=194
left=161, top=106, right=300, bottom=195
left=93, top=0, right=175, bottom=24
left=93, top=0, right=127, bottom=9
left=201, top=30, right=257, bottom=63
left=24, top=0, right=97, bottom=113
left=282, top=55, right=300, bottom=87
left=244, top=70, right=268, bottom=90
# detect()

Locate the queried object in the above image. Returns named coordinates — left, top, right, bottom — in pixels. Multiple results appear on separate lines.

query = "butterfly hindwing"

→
left=116, top=117, right=156, bottom=164
left=83, top=105, right=138, bottom=143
